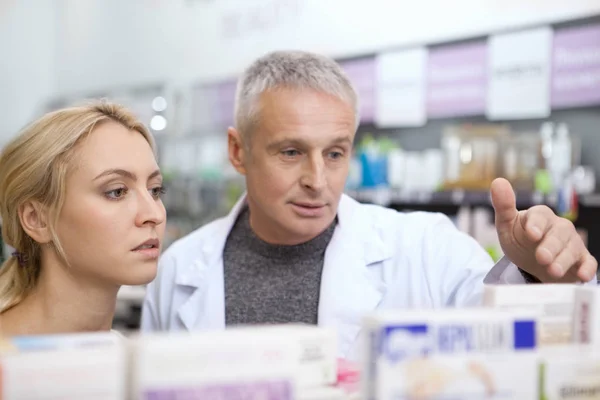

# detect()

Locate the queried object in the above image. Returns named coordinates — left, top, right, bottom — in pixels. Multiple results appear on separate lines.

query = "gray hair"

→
left=234, top=50, right=359, bottom=141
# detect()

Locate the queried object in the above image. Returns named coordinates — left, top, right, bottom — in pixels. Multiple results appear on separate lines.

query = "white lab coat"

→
left=141, top=193, right=528, bottom=358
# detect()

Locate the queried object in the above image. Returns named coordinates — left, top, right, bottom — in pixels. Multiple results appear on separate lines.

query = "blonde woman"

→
left=0, top=102, right=166, bottom=336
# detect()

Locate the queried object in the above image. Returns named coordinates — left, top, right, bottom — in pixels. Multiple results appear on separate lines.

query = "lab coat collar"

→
left=175, top=193, right=393, bottom=289
left=174, top=196, right=248, bottom=330
left=176, top=193, right=392, bottom=354
left=173, top=195, right=247, bottom=288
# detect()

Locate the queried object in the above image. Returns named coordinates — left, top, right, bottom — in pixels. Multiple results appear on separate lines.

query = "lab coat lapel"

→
left=174, top=193, right=391, bottom=345
left=319, top=195, right=390, bottom=357
left=176, top=195, right=248, bottom=331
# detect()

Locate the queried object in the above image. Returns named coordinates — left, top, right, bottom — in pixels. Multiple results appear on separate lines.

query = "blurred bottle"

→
left=551, top=123, right=572, bottom=189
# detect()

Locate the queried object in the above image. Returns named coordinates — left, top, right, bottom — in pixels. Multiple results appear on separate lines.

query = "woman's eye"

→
left=150, top=186, right=167, bottom=199
left=105, top=187, right=128, bottom=200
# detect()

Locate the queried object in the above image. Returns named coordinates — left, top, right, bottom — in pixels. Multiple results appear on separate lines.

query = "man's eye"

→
left=282, top=150, right=300, bottom=157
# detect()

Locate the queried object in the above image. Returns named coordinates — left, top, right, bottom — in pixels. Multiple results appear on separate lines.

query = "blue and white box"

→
left=362, top=309, right=539, bottom=400
left=483, top=283, right=577, bottom=345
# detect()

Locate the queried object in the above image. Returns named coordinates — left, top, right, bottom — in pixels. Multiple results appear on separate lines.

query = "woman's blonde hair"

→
left=0, top=101, right=155, bottom=313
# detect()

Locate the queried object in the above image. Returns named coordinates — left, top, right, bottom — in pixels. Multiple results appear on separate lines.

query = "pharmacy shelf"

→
left=346, top=188, right=600, bottom=209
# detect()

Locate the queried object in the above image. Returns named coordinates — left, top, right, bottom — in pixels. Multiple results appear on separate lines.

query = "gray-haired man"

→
left=142, top=50, right=597, bottom=358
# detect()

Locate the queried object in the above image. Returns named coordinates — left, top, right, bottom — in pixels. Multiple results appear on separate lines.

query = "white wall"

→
left=0, top=0, right=57, bottom=144
left=2, top=0, right=600, bottom=143
left=53, top=0, right=600, bottom=96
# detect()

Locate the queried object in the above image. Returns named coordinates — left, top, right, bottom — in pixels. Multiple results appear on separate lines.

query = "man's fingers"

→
left=521, top=205, right=555, bottom=243
left=576, top=255, right=598, bottom=282
left=546, top=238, right=580, bottom=279
left=534, top=218, right=574, bottom=265
left=546, top=238, right=597, bottom=283
left=490, top=178, right=518, bottom=232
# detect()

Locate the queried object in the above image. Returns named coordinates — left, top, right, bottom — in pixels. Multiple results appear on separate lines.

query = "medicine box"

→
left=483, top=283, right=576, bottom=345
left=361, top=308, right=539, bottom=400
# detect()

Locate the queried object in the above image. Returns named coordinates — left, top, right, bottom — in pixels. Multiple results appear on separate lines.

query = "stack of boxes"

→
left=0, top=325, right=348, bottom=400
left=1, top=285, right=599, bottom=399
left=360, top=285, right=600, bottom=400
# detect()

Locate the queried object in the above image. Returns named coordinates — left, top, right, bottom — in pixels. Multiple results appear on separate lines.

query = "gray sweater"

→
left=223, top=206, right=336, bottom=326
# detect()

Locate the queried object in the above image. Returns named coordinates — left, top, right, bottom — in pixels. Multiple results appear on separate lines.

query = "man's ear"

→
left=19, top=201, right=52, bottom=244
left=228, top=127, right=247, bottom=175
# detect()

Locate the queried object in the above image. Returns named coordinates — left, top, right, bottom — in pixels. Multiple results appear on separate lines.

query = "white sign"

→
left=487, top=27, right=553, bottom=120
left=51, top=0, right=600, bottom=96
left=375, top=47, right=428, bottom=127
left=219, top=0, right=303, bottom=40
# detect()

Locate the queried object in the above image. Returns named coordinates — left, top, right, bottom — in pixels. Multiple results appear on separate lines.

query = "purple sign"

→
left=551, top=23, right=600, bottom=108
left=144, top=380, right=293, bottom=400
left=215, top=79, right=238, bottom=128
left=426, top=41, right=487, bottom=118
left=189, top=79, right=237, bottom=132
left=340, top=57, right=376, bottom=123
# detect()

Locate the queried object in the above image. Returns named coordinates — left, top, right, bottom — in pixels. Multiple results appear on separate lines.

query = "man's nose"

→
left=300, top=155, right=326, bottom=192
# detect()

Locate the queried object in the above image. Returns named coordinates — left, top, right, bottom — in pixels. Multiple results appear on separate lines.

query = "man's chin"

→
left=287, top=219, right=334, bottom=240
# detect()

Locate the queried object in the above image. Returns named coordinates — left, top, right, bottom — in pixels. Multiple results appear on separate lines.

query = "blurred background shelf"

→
left=346, top=188, right=600, bottom=273
left=346, top=188, right=564, bottom=208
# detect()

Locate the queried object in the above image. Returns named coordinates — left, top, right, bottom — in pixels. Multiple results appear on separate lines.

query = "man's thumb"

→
left=490, top=177, right=518, bottom=233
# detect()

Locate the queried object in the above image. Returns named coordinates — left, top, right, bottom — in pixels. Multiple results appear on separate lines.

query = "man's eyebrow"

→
left=266, top=136, right=352, bottom=150
left=330, top=137, right=352, bottom=145
left=266, top=138, right=307, bottom=150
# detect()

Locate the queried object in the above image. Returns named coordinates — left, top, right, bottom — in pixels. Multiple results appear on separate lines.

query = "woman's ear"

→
left=19, top=201, right=52, bottom=244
